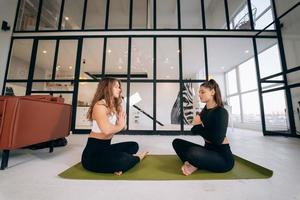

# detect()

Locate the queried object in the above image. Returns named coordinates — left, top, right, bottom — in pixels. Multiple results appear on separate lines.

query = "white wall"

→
left=0, top=0, right=18, bottom=94
left=209, top=73, right=226, bottom=102
left=275, top=0, right=299, bottom=17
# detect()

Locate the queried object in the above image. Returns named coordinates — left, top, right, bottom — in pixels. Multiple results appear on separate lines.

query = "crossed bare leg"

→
left=114, top=151, right=149, bottom=176
left=181, top=161, right=198, bottom=176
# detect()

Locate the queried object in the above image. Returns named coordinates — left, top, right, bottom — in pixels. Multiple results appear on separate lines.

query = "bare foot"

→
left=136, top=151, right=149, bottom=161
left=181, top=164, right=189, bottom=176
left=181, top=161, right=198, bottom=176
left=114, top=171, right=123, bottom=176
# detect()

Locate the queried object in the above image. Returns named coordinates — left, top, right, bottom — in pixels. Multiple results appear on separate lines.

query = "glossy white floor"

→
left=0, top=128, right=300, bottom=200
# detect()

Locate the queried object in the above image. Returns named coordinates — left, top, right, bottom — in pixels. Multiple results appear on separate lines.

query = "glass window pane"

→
left=261, top=83, right=284, bottom=91
left=251, top=0, right=271, bottom=17
left=32, top=82, right=74, bottom=91
left=207, top=37, right=254, bottom=84
left=105, top=38, right=128, bottom=80
left=281, top=5, right=300, bottom=70
left=16, top=0, right=39, bottom=31
left=53, top=93, right=73, bottom=105
left=287, top=71, right=300, bottom=85
left=132, top=0, right=153, bottom=29
left=251, top=0, right=274, bottom=30
left=31, top=92, right=51, bottom=95
left=80, top=38, right=104, bottom=80
left=157, top=38, right=179, bottom=79
left=39, top=0, right=61, bottom=30
left=76, top=82, right=98, bottom=129
left=61, top=0, right=84, bottom=30
left=255, top=9, right=275, bottom=30
left=157, top=0, right=178, bottom=29
left=228, top=0, right=251, bottom=30
left=261, top=76, right=284, bottom=91
left=241, top=91, right=261, bottom=123
left=226, top=69, right=238, bottom=95
left=131, top=38, right=153, bottom=80
left=205, top=0, right=227, bottom=29
left=182, top=38, right=205, bottom=79
left=263, top=90, right=289, bottom=132
left=129, top=83, right=153, bottom=130
left=239, top=58, right=258, bottom=92
left=180, top=0, right=202, bottom=29
left=4, top=83, right=27, bottom=96
left=291, top=87, right=300, bottom=135
left=157, top=83, right=180, bottom=130
left=228, top=95, right=241, bottom=122
left=121, top=81, right=128, bottom=113
left=108, top=0, right=130, bottom=29
left=34, top=40, right=56, bottom=80
left=257, top=41, right=282, bottom=78
left=7, top=39, right=33, bottom=80
left=55, top=40, right=78, bottom=79
left=85, top=0, right=106, bottom=29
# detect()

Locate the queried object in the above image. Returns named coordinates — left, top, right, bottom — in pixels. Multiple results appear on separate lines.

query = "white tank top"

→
left=91, top=114, right=117, bottom=133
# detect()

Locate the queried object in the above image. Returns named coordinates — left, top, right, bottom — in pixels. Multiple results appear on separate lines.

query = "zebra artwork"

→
left=171, top=82, right=194, bottom=124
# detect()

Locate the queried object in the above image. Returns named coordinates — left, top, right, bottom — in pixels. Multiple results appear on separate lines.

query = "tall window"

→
left=85, top=0, right=106, bottom=29
left=61, top=0, right=84, bottom=30
left=227, top=69, right=238, bottom=95
left=80, top=38, right=104, bottom=79
left=156, top=38, right=179, bottom=79
left=132, top=0, right=153, bottom=29
left=16, top=0, right=39, bottom=31
left=39, top=0, right=62, bottom=30
left=157, top=0, right=178, bottom=29
left=180, top=0, right=203, bottom=29
left=225, top=40, right=287, bottom=127
left=33, top=40, right=56, bottom=80
left=239, top=58, right=257, bottom=92
left=108, top=0, right=130, bottom=29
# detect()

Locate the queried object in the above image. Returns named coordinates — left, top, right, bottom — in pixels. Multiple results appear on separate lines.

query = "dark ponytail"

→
left=200, top=79, right=224, bottom=107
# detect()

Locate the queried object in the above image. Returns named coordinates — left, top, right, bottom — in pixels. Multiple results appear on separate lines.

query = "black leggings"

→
left=172, top=138, right=234, bottom=172
left=81, top=137, right=140, bottom=173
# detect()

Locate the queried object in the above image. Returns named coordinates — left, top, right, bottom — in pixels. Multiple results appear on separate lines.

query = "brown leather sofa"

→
left=0, top=95, right=72, bottom=169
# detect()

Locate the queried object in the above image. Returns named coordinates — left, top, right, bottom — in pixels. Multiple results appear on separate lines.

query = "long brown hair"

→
left=87, top=77, right=123, bottom=121
left=200, top=79, right=224, bottom=107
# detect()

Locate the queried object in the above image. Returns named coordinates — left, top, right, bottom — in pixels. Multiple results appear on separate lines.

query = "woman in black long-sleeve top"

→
left=172, top=79, right=234, bottom=175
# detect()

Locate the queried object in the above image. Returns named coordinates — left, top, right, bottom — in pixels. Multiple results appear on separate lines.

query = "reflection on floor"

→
left=0, top=128, right=300, bottom=200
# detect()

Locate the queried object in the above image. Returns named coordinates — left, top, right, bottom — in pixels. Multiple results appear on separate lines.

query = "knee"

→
left=130, top=142, right=139, bottom=153
left=172, top=138, right=182, bottom=149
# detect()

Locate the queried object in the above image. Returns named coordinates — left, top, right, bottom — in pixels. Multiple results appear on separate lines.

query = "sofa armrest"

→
left=0, top=97, right=72, bottom=149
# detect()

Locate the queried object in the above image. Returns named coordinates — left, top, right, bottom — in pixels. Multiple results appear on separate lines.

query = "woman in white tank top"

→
left=81, top=78, right=148, bottom=175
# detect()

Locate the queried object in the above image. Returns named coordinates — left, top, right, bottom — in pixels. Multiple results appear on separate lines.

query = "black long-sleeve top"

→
left=191, top=106, right=228, bottom=145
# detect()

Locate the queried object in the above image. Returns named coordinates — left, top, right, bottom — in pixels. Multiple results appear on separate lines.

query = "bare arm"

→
left=93, top=104, right=125, bottom=137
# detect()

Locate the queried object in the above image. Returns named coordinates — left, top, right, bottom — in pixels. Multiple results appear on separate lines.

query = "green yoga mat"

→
left=59, top=155, right=273, bottom=180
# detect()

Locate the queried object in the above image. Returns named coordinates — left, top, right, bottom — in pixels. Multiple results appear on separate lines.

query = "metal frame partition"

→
left=2, top=0, right=299, bottom=137
left=253, top=1, right=300, bottom=138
